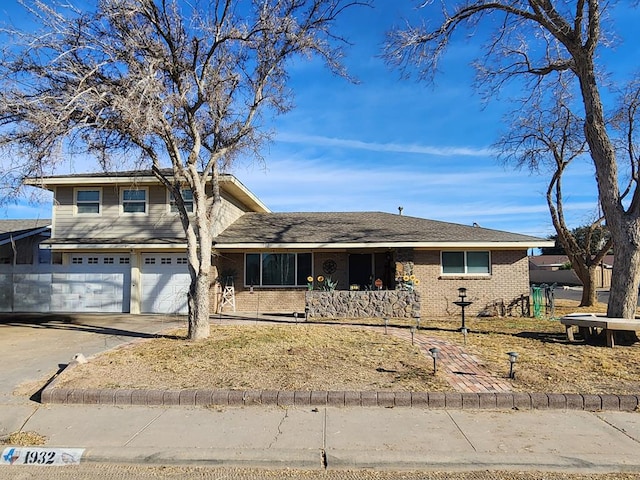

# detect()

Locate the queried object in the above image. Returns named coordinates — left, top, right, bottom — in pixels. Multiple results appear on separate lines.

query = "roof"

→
left=214, top=212, right=553, bottom=249
left=0, top=219, right=51, bottom=246
left=24, top=170, right=270, bottom=214
left=529, top=254, right=614, bottom=268
left=42, top=237, right=186, bottom=250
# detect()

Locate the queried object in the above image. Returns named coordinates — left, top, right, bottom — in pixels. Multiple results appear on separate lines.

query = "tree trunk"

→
left=607, top=233, right=640, bottom=319
left=188, top=269, right=211, bottom=341
left=578, top=266, right=599, bottom=307
left=575, top=55, right=640, bottom=328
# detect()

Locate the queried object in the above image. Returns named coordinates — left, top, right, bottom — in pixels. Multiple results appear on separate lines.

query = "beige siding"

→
left=213, top=191, right=249, bottom=236
left=54, top=185, right=250, bottom=240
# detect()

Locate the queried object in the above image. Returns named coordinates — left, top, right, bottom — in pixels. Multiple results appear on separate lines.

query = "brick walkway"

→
left=388, top=327, right=512, bottom=393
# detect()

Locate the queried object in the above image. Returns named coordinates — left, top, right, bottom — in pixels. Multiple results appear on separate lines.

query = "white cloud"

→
left=275, top=133, right=496, bottom=157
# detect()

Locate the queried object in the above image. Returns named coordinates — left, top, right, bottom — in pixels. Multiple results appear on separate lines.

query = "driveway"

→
left=0, top=313, right=186, bottom=404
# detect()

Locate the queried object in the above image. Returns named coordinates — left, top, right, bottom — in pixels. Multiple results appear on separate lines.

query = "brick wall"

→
left=213, top=252, right=306, bottom=313
left=413, top=250, right=530, bottom=317
left=213, top=249, right=530, bottom=318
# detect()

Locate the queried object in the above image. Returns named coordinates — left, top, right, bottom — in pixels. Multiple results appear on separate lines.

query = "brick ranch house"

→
left=18, top=170, right=552, bottom=317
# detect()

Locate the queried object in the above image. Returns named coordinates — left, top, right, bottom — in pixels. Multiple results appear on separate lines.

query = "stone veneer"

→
left=305, top=290, right=420, bottom=319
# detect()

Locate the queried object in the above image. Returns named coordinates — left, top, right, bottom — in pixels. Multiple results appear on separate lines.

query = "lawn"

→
left=55, top=299, right=640, bottom=395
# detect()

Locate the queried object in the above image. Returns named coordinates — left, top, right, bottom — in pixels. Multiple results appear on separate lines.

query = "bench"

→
left=560, top=313, right=640, bottom=347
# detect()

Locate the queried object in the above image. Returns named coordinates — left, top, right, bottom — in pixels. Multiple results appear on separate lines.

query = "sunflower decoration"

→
left=398, top=273, right=419, bottom=291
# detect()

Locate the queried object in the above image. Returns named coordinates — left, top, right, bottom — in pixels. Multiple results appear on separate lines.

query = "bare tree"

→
left=0, top=0, right=364, bottom=340
left=500, top=96, right=613, bottom=307
left=384, top=1, right=640, bottom=321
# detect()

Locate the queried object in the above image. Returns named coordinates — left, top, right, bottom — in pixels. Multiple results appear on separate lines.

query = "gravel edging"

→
left=40, top=361, right=640, bottom=411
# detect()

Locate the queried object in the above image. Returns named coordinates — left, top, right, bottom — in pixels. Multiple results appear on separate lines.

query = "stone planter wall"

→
left=305, top=290, right=420, bottom=319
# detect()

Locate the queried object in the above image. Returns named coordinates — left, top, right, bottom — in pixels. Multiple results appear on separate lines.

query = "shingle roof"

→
left=0, top=219, right=51, bottom=245
left=214, top=212, right=548, bottom=247
left=0, top=219, right=51, bottom=235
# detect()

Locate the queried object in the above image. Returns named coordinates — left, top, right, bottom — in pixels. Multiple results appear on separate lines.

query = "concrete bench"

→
left=560, top=313, right=640, bottom=347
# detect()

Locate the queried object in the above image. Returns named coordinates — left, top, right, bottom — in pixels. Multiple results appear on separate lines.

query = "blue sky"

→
left=4, top=1, right=639, bottom=239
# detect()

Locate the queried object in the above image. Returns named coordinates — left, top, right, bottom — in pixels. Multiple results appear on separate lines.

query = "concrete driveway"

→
left=0, top=313, right=186, bottom=405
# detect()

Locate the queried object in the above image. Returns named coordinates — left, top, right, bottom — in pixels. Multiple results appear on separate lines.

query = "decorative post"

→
left=453, top=287, right=473, bottom=332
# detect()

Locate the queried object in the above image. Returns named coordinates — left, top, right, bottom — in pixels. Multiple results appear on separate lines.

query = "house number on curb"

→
left=1, top=447, right=84, bottom=466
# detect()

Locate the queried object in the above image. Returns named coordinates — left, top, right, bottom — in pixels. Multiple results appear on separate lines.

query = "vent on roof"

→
left=398, top=206, right=403, bottom=215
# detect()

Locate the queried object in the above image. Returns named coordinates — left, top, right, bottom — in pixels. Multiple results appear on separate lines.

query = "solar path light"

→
left=429, top=347, right=440, bottom=374
left=507, top=351, right=519, bottom=379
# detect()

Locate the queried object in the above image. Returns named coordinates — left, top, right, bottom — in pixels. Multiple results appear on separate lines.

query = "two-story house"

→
left=21, top=170, right=552, bottom=317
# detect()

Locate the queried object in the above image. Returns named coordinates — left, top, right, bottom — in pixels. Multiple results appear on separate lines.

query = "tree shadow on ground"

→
left=0, top=313, right=184, bottom=340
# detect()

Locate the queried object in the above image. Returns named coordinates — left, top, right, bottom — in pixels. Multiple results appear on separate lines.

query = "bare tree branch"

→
left=0, top=0, right=366, bottom=339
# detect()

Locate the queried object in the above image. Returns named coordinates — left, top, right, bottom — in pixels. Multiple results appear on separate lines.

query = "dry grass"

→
left=1, top=431, right=47, bottom=446
left=56, top=324, right=451, bottom=392
left=55, top=299, right=640, bottom=394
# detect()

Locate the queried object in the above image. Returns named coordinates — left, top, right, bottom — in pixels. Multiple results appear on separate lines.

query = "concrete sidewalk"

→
left=2, top=403, right=640, bottom=473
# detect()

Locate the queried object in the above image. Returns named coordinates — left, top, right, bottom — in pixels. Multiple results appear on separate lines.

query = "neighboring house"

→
left=0, top=219, right=51, bottom=265
left=529, top=255, right=613, bottom=288
left=24, top=170, right=552, bottom=317
left=0, top=219, right=51, bottom=312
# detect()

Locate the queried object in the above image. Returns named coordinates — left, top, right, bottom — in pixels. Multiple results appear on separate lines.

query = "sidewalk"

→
left=2, top=403, right=640, bottom=472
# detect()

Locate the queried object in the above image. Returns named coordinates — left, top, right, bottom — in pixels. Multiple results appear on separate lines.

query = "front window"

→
left=122, top=189, right=147, bottom=214
left=75, top=188, right=101, bottom=215
left=442, top=251, right=490, bottom=275
left=245, top=252, right=312, bottom=286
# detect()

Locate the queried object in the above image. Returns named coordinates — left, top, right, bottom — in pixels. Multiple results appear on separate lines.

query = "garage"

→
left=140, top=253, right=191, bottom=314
left=52, top=253, right=131, bottom=313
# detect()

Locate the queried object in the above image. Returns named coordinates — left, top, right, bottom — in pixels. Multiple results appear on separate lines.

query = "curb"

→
left=41, top=386, right=640, bottom=411
left=41, top=361, right=640, bottom=411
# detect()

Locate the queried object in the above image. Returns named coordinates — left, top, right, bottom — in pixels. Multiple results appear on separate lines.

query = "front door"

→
left=349, top=253, right=373, bottom=290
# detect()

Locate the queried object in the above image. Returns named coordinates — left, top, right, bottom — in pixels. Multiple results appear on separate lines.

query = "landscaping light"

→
left=410, top=326, right=417, bottom=345
left=416, top=318, right=421, bottom=330
left=384, top=317, right=389, bottom=335
left=507, top=351, right=519, bottom=379
left=429, top=347, right=440, bottom=373
left=453, top=287, right=473, bottom=332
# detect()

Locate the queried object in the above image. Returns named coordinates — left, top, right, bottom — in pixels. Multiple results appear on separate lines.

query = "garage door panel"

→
left=50, top=258, right=131, bottom=313
left=141, top=254, right=190, bottom=314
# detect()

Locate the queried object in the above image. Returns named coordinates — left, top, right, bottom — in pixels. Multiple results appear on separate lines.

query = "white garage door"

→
left=51, top=254, right=131, bottom=313
left=141, top=253, right=191, bottom=314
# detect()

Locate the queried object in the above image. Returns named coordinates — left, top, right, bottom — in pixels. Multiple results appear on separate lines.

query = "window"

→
left=119, top=257, right=130, bottom=264
left=161, top=257, right=172, bottom=264
left=177, top=258, right=188, bottom=264
left=87, top=257, right=99, bottom=264
left=441, top=251, right=490, bottom=275
left=72, top=257, right=83, bottom=264
left=75, top=189, right=101, bottom=215
left=169, top=189, right=194, bottom=213
left=245, top=252, right=312, bottom=286
left=144, top=257, right=156, bottom=265
left=103, top=257, right=114, bottom=264
left=121, top=189, right=147, bottom=214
